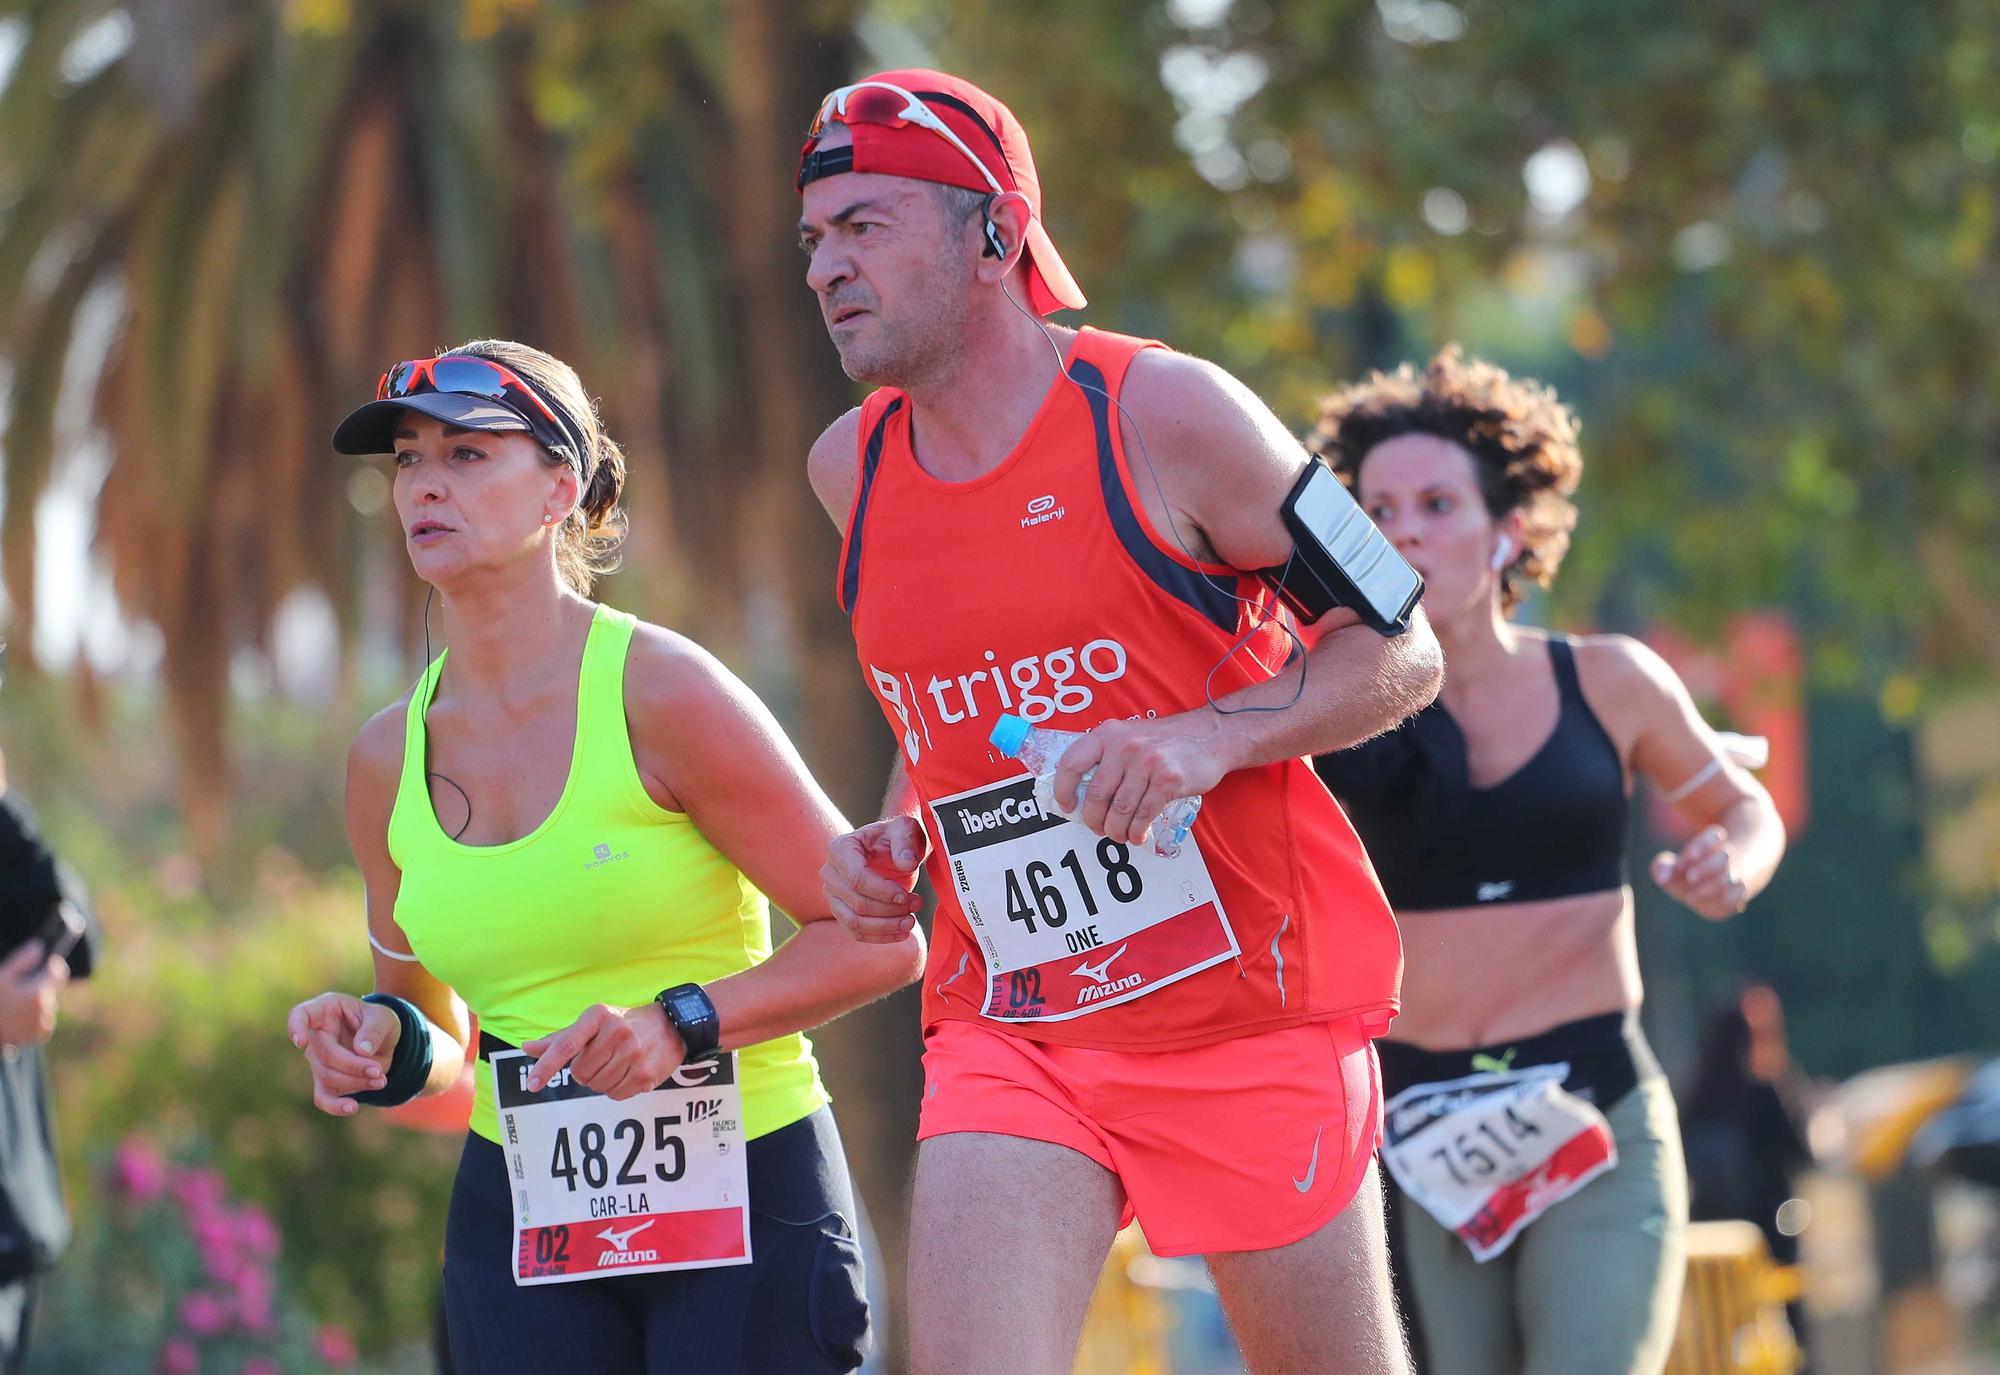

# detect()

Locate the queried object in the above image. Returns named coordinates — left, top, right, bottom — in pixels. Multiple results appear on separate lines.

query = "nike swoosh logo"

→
left=1293, top=1126, right=1324, bottom=1193
left=935, top=952, right=971, bottom=998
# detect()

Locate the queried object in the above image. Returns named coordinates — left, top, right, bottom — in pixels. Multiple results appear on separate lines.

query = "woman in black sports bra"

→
left=1309, top=348, right=1787, bottom=1375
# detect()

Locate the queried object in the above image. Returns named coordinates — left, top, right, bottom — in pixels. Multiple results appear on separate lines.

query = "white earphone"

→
left=1490, top=536, right=1513, bottom=572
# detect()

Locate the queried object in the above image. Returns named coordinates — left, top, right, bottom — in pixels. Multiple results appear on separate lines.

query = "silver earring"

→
left=543, top=514, right=556, bottom=526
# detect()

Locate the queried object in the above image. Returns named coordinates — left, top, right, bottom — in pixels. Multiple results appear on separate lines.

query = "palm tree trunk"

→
left=716, top=7, right=927, bottom=1361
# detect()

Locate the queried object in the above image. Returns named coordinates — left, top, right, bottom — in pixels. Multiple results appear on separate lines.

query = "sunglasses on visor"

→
left=800, top=81, right=1009, bottom=196
left=378, top=356, right=583, bottom=462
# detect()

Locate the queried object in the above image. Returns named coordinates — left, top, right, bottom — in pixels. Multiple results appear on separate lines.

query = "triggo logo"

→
left=866, top=637, right=1132, bottom=764
left=1021, top=494, right=1065, bottom=528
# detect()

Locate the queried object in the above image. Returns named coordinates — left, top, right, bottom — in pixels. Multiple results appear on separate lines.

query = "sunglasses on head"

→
left=377, top=356, right=583, bottom=463
left=802, top=81, right=1009, bottom=196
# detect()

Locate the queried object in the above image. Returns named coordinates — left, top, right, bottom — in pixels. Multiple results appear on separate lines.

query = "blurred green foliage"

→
left=28, top=1134, right=405, bottom=1374
left=4, top=686, right=458, bottom=1361
left=887, top=0, right=1997, bottom=692
left=44, top=858, right=460, bottom=1353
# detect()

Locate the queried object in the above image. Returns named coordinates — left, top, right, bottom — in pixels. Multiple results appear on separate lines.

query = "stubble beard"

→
left=832, top=257, right=974, bottom=394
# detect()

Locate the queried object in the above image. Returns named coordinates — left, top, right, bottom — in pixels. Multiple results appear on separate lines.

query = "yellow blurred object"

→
left=1836, top=1058, right=1971, bottom=1180
left=1665, top=1221, right=1801, bottom=1375
left=1074, top=1227, right=1175, bottom=1375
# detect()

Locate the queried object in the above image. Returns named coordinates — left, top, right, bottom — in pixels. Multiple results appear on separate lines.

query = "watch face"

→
left=668, top=989, right=710, bottom=1023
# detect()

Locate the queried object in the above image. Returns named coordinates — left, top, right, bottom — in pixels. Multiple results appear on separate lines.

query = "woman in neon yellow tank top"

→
left=285, top=340, right=925, bottom=1374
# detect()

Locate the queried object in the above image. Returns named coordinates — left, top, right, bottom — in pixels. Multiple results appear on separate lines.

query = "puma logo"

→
left=597, top=1220, right=656, bottom=1253
left=1071, top=944, right=1129, bottom=985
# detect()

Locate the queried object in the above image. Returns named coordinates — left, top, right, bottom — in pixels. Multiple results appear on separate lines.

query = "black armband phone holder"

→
left=1260, top=463, right=1424, bottom=636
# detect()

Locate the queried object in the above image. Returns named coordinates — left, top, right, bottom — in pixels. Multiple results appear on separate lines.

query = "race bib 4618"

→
left=930, top=773, right=1238, bottom=1023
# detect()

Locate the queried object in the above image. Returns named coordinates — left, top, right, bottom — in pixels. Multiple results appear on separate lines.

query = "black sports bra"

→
left=1316, top=636, right=1629, bottom=910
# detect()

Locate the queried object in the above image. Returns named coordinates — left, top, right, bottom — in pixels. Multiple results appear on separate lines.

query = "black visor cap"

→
left=330, top=392, right=538, bottom=456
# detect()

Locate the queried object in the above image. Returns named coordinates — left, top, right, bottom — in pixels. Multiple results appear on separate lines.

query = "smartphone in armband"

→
left=1262, top=463, right=1424, bottom=636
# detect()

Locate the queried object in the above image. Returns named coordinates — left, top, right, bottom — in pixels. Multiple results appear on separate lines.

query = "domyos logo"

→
left=866, top=638, right=1131, bottom=763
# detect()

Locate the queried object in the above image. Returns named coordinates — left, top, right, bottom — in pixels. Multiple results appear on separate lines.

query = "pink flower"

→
left=313, top=1323, right=358, bottom=1366
left=172, top=1167, right=227, bottom=1214
left=159, top=1338, right=199, bottom=1375
left=179, top=1291, right=231, bottom=1336
left=193, top=1212, right=234, bottom=1251
left=114, top=1138, right=169, bottom=1203
left=234, top=1205, right=281, bottom=1259
left=241, top=1360, right=279, bottom=1375
left=234, top=1268, right=276, bottom=1334
left=200, top=1245, right=247, bottom=1286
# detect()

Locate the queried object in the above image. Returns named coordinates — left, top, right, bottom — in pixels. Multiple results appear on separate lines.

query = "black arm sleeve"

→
left=0, top=793, right=98, bottom=979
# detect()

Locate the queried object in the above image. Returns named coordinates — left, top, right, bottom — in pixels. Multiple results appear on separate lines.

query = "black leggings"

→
left=442, top=1106, right=870, bottom=1374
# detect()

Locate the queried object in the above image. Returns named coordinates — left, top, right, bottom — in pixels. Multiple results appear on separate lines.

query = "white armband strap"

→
left=1661, top=732, right=1770, bottom=805
left=368, top=931, right=421, bottom=963
left=1660, top=757, right=1724, bottom=805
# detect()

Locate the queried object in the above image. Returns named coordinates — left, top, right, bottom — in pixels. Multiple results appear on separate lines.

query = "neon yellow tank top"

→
left=386, top=603, right=828, bottom=1145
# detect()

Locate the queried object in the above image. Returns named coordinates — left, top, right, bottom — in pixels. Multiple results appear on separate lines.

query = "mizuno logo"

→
left=597, top=1220, right=656, bottom=1253
left=1476, top=881, right=1515, bottom=902
left=1075, top=973, right=1143, bottom=1004
left=1072, top=944, right=1129, bottom=985
left=1293, top=1126, right=1324, bottom=1193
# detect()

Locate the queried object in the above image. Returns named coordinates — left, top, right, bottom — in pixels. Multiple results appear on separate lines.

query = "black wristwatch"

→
left=654, top=983, right=721, bottom=1060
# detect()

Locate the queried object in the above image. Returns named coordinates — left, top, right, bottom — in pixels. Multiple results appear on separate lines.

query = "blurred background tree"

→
left=0, top=0, right=1994, bottom=1365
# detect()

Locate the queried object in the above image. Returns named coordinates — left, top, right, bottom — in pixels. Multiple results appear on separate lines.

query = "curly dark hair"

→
left=1307, top=345, right=1582, bottom=612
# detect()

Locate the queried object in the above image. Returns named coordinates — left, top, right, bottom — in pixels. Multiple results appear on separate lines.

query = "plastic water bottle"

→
left=989, top=714, right=1203, bottom=858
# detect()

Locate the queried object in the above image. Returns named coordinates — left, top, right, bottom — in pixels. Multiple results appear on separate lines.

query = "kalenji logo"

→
left=867, top=637, right=1131, bottom=762
left=1021, top=494, right=1066, bottom=528
left=596, top=1219, right=660, bottom=1267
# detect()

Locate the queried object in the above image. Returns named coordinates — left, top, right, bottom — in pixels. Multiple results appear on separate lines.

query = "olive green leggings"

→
left=1393, top=1076, right=1689, bottom=1375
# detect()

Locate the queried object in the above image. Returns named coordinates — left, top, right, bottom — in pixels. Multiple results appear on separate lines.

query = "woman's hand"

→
left=523, top=1003, right=687, bottom=1101
left=1650, top=825, right=1747, bottom=920
left=287, top=992, right=399, bottom=1115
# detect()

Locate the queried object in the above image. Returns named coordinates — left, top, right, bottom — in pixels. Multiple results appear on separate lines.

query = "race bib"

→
left=1381, top=1064, right=1617, bottom=1262
left=490, top=1050, right=752, bottom=1286
left=930, top=774, right=1239, bottom=1022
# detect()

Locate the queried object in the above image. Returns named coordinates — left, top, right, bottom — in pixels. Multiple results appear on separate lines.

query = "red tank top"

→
left=839, top=328, right=1401, bottom=1051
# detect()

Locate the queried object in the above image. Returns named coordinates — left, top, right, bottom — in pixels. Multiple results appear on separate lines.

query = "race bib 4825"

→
left=491, top=1050, right=752, bottom=1286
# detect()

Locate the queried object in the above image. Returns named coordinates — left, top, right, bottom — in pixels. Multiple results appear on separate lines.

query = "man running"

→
left=796, top=70, right=1442, bottom=1375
